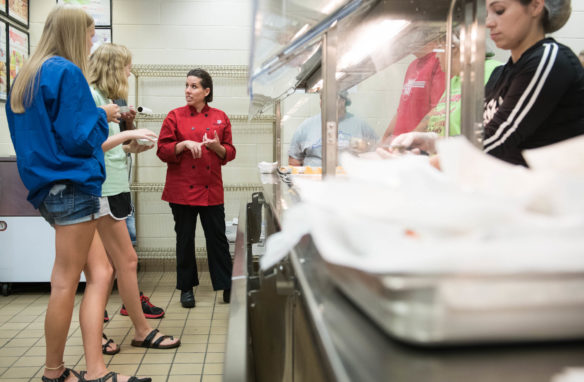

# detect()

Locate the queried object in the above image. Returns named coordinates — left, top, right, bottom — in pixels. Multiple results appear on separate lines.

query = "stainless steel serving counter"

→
left=224, top=173, right=584, bottom=382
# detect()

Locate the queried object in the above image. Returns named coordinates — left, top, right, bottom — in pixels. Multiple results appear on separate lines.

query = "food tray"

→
left=326, top=263, right=584, bottom=346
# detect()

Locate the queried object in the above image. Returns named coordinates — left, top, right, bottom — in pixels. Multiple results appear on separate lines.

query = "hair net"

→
left=543, top=0, right=571, bottom=33
left=339, top=91, right=352, bottom=106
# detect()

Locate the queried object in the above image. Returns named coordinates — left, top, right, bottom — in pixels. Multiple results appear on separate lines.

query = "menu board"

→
left=8, top=25, right=28, bottom=91
left=0, top=21, right=7, bottom=101
left=57, top=0, right=111, bottom=27
left=8, top=0, right=28, bottom=27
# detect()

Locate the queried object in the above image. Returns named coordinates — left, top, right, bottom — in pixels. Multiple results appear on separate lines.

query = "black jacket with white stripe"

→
left=483, top=38, right=584, bottom=166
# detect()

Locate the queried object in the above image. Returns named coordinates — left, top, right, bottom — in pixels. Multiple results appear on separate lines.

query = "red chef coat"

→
left=157, top=104, right=236, bottom=206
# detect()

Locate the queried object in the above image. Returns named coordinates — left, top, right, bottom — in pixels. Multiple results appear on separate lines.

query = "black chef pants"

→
left=170, top=203, right=232, bottom=292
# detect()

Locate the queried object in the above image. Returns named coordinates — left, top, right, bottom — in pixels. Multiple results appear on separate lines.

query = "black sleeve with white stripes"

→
left=482, top=41, right=584, bottom=166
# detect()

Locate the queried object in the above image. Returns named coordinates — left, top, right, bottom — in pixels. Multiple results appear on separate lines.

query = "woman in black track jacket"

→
left=483, top=0, right=584, bottom=166
left=390, top=0, right=584, bottom=167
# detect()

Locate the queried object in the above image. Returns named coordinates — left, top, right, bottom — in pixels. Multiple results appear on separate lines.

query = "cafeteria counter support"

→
left=224, top=174, right=584, bottom=381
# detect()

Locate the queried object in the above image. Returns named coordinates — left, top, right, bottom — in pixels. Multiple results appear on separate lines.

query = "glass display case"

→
left=249, top=0, right=486, bottom=173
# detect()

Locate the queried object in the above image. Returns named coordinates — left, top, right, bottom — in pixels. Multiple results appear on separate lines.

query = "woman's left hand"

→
left=202, top=131, right=221, bottom=150
left=202, top=131, right=227, bottom=159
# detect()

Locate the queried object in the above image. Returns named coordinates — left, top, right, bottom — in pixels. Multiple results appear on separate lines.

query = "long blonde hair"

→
left=89, top=43, right=131, bottom=101
left=10, top=5, right=94, bottom=113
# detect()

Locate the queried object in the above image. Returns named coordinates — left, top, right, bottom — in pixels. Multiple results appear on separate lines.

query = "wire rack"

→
left=131, top=64, right=248, bottom=78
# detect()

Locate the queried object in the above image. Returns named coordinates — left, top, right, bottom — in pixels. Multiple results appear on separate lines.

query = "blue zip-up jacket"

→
left=6, top=56, right=109, bottom=208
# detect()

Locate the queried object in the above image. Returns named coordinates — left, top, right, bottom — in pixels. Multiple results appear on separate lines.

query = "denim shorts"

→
left=39, top=183, right=109, bottom=226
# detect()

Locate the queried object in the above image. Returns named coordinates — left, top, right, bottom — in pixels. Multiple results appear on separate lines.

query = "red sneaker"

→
left=120, top=292, right=165, bottom=319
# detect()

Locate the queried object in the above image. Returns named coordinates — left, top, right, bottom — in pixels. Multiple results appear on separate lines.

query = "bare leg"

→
left=83, top=229, right=143, bottom=382
left=80, top=231, right=115, bottom=378
left=43, top=220, right=96, bottom=380
left=96, top=216, right=179, bottom=346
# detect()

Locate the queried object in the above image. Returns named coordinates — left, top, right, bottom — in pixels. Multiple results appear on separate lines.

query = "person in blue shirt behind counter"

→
left=288, top=92, right=379, bottom=166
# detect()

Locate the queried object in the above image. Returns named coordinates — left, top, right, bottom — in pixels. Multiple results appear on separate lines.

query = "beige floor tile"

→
left=210, top=318, right=228, bottom=326
left=170, top=362, right=203, bottom=375
left=116, top=346, right=147, bottom=354
left=0, top=329, right=16, bottom=338
left=8, top=315, right=38, bottom=323
left=173, top=352, right=205, bottom=364
left=201, top=375, right=223, bottom=382
left=13, top=355, right=45, bottom=367
left=175, top=343, right=207, bottom=353
left=0, top=322, right=28, bottom=330
left=0, top=338, right=10, bottom=347
left=0, top=347, right=29, bottom=357
left=67, top=336, right=84, bottom=346
left=203, top=363, right=224, bottom=375
left=106, top=320, right=134, bottom=329
left=138, top=363, right=171, bottom=376
left=109, top=353, right=145, bottom=365
left=167, top=375, right=201, bottom=382
left=142, top=353, right=175, bottom=364
left=182, top=326, right=210, bottom=335
left=63, top=345, right=84, bottom=356
left=19, top=329, right=44, bottom=338
left=24, top=346, right=45, bottom=356
left=0, top=356, right=19, bottom=367
left=210, top=327, right=227, bottom=335
left=180, top=334, right=208, bottom=344
left=206, top=343, right=225, bottom=353
left=2, top=366, right=38, bottom=378
left=0, top=379, right=31, bottom=382
left=204, top=353, right=224, bottom=363
left=163, top=312, right=189, bottom=320
left=64, top=354, right=83, bottom=366
left=208, top=334, right=226, bottom=344
left=108, top=364, right=139, bottom=376
left=8, top=337, right=41, bottom=347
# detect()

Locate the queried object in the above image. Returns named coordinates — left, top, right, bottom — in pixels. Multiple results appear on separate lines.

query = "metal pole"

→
left=274, top=101, right=282, bottom=164
left=321, top=25, right=338, bottom=177
left=460, top=0, right=486, bottom=148
left=444, top=0, right=457, bottom=138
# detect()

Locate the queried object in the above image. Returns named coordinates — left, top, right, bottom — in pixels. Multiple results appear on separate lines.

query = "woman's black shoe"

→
left=223, top=289, right=231, bottom=303
left=180, top=290, right=195, bottom=308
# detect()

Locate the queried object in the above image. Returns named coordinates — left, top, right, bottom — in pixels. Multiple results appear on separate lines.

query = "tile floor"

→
left=0, top=271, right=228, bottom=382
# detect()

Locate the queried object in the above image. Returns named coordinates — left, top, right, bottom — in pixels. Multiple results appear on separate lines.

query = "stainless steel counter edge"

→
left=223, top=202, right=250, bottom=381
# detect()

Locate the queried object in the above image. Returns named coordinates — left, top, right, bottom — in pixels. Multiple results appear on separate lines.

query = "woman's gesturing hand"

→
left=202, top=131, right=226, bottom=159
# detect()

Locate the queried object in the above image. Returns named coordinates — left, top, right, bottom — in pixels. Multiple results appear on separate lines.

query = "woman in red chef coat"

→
left=157, top=68, right=236, bottom=308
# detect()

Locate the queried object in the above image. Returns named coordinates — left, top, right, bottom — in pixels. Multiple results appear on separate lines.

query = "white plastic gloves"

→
left=390, top=131, right=439, bottom=155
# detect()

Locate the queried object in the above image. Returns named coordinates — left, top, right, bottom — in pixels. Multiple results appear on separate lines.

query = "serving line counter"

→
left=224, top=172, right=584, bottom=382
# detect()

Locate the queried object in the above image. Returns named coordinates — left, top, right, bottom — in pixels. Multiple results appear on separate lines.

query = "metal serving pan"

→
left=326, top=263, right=584, bottom=346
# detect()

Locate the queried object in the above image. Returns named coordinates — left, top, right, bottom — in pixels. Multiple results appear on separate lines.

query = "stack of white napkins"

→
left=261, top=136, right=584, bottom=273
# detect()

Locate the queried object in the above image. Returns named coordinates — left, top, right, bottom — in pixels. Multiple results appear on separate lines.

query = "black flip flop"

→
left=130, top=329, right=181, bottom=349
left=102, top=333, right=120, bottom=355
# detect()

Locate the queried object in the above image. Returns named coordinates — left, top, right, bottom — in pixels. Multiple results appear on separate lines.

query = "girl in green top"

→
left=87, top=43, right=181, bottom=355
left=414, top=44, right=502, bottom=136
